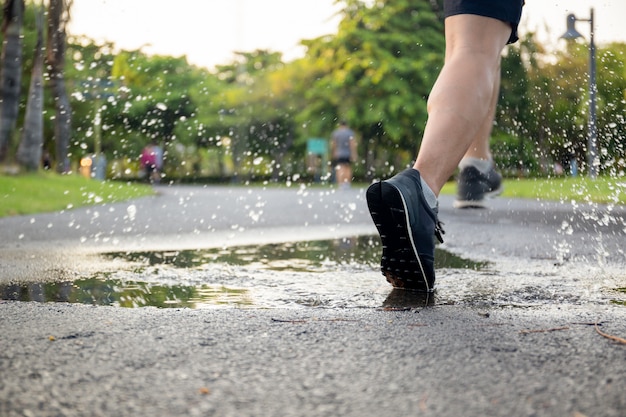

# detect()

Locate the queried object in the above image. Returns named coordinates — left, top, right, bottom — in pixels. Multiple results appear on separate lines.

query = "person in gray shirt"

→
left=331, top=120, right=357, bottom=189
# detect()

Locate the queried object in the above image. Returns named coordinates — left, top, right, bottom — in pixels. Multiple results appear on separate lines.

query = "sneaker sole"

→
left=366, top=181, right=432, bottom=292
left=454, top=184, right=503, bottom=209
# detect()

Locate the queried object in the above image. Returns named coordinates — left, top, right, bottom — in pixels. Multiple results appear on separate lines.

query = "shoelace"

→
left=435, top=220, right=445, bottom=244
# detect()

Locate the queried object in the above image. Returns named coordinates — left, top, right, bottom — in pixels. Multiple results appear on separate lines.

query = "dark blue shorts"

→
left=444, top=0, right=524, bottom=44
left=333, top=157, right=352, bottom=165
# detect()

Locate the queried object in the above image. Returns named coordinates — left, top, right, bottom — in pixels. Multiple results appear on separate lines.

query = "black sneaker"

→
left=366, top=169, right=444, bottom=292
left=454, top=165, right=503, bottom=209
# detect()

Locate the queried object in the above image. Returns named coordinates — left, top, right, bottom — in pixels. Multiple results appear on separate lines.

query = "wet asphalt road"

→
left=1, top=184, right=625, bottom=417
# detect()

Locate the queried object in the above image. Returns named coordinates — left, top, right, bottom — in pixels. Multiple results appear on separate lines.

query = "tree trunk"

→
left=16, top=5, right=44, bottom=171
left=0, top=0, right=24, bottom=162
left=47, top=0, right=72, bottom=173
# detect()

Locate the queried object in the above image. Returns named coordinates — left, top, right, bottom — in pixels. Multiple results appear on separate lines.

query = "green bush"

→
left=491, top=132, right=540, bottom=177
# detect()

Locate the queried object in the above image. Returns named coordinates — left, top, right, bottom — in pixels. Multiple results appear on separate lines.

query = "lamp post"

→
left=561, top=8, right=598, bottom=178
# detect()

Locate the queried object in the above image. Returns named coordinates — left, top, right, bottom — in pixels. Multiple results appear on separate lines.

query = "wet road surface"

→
left=1, top=184, right=625, bottom=416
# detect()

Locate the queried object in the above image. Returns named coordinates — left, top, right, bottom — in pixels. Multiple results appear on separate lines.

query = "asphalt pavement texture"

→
left=1, top=184, right=625, bottom=417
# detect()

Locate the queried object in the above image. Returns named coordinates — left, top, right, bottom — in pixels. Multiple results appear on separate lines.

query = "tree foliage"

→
left=301, top=0, right=445, bottom=177
left=1, top=0, right=625, bottom=181
left=15, top=2, right=43, bottom=170
left=0, top=0, right=24, bottom=161
left=496, top=36, right=626, bottom=176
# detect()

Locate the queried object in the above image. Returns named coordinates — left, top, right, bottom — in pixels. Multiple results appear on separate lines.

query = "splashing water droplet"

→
left=127, top=205, right=137, bottom=221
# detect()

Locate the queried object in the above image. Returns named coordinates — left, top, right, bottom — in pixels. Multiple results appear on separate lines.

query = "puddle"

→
left=0, top=279, right=253, bottom=309
left=0, top=236, right=486, bottom=309
left=103, top=237, right=486, bottom=272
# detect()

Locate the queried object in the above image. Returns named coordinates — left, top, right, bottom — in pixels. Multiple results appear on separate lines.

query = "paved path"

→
left=1, top=184, right=625, bottom=417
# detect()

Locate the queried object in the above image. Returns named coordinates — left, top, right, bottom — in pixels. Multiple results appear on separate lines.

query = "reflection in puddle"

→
left=1, top=236, right=486, bottom=309
left=381, top=289, right=436, bottom=309
left=0, top=279, right=252, bottom=309
left=104, top=237, right=486, bottom=272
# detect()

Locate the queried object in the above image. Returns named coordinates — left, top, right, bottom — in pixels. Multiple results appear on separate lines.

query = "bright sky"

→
left=69, top=0, right=626, bottom=70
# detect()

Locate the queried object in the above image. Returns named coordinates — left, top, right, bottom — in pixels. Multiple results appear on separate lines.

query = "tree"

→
left=0, top=0, right=24, bottom=162
left=492, top=33, right=543, bottom=175
left=211, top=50, right=291, bottom=180
left=64, top=36, right=116, bottom=162
left=594, top=43, right=626, bottom=175
left=110, top=52, right=198, bottom=173
left=16, top=2, right=43, bottom=170
left=497, top=34, right=626, bottom=178
left=299, top=0, right=445, bottom=177
left=47, top=0, right=72, bottom=172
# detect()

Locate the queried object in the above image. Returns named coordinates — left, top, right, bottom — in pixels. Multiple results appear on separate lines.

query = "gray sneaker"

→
left=366, top=169, right=444, bottom=292
left=454, top=165, right=503, bottom=209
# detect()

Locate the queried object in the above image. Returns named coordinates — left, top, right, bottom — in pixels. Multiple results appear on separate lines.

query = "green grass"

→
left=1, top=173, right=624, bottom=218
left=0, top=172, right=155, bottom=217
left=441, top=176, right=626, bottom=205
